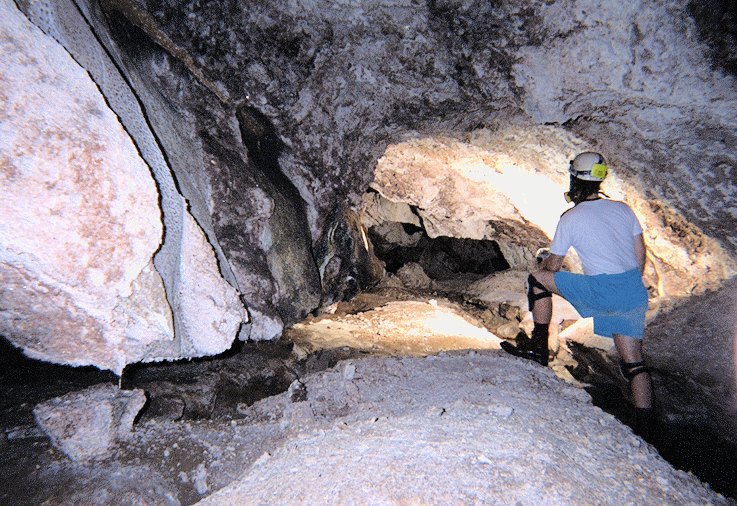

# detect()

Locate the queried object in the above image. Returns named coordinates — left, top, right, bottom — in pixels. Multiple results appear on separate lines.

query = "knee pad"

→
left=527, top=274, right=552, bottom=311
left=620, top=361, right=650, bottom=382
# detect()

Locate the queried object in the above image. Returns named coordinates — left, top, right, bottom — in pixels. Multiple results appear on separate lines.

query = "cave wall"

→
left=645, top=277, right=737, bottom=440
left=3, top=0, right=737, bottom=395
left=512, top=0, right=737, bottom=256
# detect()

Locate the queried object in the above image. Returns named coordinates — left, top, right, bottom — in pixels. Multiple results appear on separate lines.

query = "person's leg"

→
left=529, top=271, right=565, bottom=365
left=529, top=270, right=562, bottom=325
left=613, top=333, right=654, bottom=439
left=501, top=270, right=562, bottom=366
left=612, top=333, right=652, bottom=409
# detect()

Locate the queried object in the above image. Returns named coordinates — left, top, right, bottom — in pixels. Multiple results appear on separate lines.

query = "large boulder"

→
left=33, top=384, right=147, bottom=461
left=2, top=0, right=247, bottom=373
left=1, top=0, right=164, bottom=373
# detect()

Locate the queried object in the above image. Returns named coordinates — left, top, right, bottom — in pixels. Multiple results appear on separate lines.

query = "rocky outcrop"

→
left=645, top=276, right=737, bottom=441
left=196, top=354, right=728, bottom=506
left=1, top=0, right=163, bottom=373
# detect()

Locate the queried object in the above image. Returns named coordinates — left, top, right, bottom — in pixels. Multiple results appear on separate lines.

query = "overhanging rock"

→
left=1, top=0, right=247, bottom=374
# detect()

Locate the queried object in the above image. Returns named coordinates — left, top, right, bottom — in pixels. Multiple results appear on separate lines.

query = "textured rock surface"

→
left=645, top=276, right=737, bottom=438
left=197, top=354, right=728, bottom=506
left=4, top=348, right=732, bottom=505
left=134, top=0, right=737, bottom=303
left=5, top=0, right=249, bottom=372
left=513, top=1, right=737, bottom=255
left=140, top=0, right=737, bottom=258
left=0, top=0, right=168, bottom=373
left=100, top=0, right=321, bottom=338
left=33, top=384, right=146, bottom=461
left=369, top=125, right=737, bottom=305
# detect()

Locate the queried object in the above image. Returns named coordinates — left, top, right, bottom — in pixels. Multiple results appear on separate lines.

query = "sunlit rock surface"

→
left=286, top=288, right=502, bottom=358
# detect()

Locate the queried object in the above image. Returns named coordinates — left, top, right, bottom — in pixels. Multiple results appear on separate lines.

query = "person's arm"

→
left=540, top=253, right=564, bottom=272
left=634, top=233, right=646, bottom=275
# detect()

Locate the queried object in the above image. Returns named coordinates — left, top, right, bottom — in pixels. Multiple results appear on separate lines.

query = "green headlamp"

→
left=590, top=163, right=608, bottom=180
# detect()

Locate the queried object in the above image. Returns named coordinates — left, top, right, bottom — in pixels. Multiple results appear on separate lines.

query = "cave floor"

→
left=0, top=288, right=735, bottom=505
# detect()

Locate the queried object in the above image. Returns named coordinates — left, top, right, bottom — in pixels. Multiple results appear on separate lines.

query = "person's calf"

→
left=621, top=361, right=653, bottom=409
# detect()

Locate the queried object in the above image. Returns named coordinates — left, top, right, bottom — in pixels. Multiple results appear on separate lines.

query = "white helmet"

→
left=569, top=152, right=608, bottom=181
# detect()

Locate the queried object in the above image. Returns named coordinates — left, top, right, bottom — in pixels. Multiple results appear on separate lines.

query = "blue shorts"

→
left=554, top=268, right=648, bottom=339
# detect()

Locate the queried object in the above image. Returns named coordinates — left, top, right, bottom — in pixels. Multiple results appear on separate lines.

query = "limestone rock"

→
left=7, top=0, right=737, bottom=458
left=286, top=294, right=501, bottom=357
left=177, top=210, right=248, bottom=356
left=86, top=0, right=320, bottom=336
left=195, top=354, right=728, bottom=506
left=360, top=192, right=422, bottom=230
left=0, top=0, right=168, bottom=374
left=396, top=262, right=432, bottom=290
left=371, top=125, right=737, bottom=300
left=645, top=276, right=737, bottom=442
left=512, top=1, right=737, bottom=254
left=6, top=0, right=249, bottom=372
left=33, top=384, right=147, bottom=461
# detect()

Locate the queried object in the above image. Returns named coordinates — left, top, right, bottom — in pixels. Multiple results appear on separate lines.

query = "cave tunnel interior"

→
left=5, top=0, right=737, bottom=500
left=368, top=223, right=510, bottom=280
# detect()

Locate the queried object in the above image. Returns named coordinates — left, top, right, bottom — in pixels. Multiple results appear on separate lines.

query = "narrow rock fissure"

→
left=566, top=343, right=737, bottom=499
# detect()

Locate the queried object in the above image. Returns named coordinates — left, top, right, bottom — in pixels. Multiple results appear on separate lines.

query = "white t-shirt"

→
left=549, top=199, right=643, bottom=276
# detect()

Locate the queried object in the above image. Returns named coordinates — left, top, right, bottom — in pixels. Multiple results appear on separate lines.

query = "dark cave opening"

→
left=368, top=224, right=511, bottom=280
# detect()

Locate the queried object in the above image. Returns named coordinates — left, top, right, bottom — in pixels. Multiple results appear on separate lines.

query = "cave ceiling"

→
left=108, top=0, right=737, bottom=258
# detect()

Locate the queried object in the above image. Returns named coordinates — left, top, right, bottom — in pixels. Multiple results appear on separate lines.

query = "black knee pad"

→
left=527, top=274, right=552, bottom=311
left=620, top=361, right=650, bottom=382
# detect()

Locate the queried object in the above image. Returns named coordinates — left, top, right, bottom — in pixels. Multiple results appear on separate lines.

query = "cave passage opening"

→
left=369, top=221, right=511, bottom=281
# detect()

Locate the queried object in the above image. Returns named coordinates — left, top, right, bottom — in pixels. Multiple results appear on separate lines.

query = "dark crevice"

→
left=369, top=226, right=510, bottom=280
left=566, top=341, right=737, bottom=499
